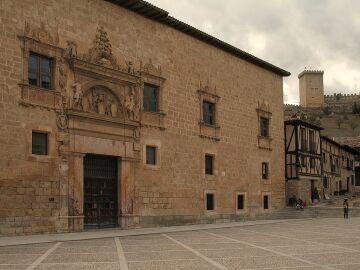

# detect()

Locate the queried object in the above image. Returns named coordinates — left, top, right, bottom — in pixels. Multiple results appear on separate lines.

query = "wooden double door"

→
left=84, top=155, right=118, bottom=229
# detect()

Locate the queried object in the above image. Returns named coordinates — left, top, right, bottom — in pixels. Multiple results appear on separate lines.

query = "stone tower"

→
left=299, top=70, right=324, bottom=107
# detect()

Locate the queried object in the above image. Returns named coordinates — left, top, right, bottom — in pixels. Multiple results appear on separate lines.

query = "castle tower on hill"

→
left=299, top=70, right=324, bottom=107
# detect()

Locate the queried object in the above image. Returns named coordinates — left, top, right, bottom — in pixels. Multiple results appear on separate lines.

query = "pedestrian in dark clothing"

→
left=343, top=199, right=349, bottom=219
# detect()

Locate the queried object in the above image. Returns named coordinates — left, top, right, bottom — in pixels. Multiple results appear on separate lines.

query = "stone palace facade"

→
left=0, top=0, right=290, bottom=235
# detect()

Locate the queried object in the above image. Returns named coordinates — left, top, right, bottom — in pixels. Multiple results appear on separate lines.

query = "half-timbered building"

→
left=284, top=119, right=322, bottom=204
left=321, top=136, right=342, bottom=197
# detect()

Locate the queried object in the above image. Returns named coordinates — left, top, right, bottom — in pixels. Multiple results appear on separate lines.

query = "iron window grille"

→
left=205, top=154, right=214, bottom=175
left=143, top=83, right=159, bottom=112
left=32, top=132, right=48, bottom=155
left=146, top=146, right=156, bottom=165
left=260, top=117, right=269, bottom=137
left=203, top=101, right=215, bottom=125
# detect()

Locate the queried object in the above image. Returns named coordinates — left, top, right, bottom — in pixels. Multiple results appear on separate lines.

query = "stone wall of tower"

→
left=299, top=70, right=324, bottom=108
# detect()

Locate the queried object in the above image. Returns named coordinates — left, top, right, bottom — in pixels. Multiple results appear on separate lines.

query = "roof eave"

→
left=105, top=0, right=291, bottom=77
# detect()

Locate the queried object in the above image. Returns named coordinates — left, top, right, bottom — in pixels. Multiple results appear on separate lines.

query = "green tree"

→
left=336, top=116, right=344, bottom=129
left=323, top=106, right=332, bottom=115
left=353, top=102, right=359, bottom=114
left=350, top=120, right=359, bottom=135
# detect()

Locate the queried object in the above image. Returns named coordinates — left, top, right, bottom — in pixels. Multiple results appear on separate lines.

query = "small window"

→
left=28, top=53, right=53, bottom=89
left=262, top=162, right=269, bottom=179
left=323, top=176, right=328, bottom=189
left=205, top=154, right=214, bottom=175
left=32, top=132, right=48, bottom=155
left=203, top=101, right=215, bottom=125
left=206, top=193, right=215, bottom=211
left=263, top=195, right=269, bottom=209
left=260, top=117, right=269, bottom=137
left=237, top=194, right=244, bottom=210
left=322, top=153, right=326, bottom=163
left=146, top=146, right=156, bottom=165
left=143, top=84, right=159, bottom=112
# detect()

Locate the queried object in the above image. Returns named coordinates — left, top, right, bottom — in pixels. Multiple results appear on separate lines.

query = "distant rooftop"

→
left=106, top=0, right=291, bottom=77
left=298, top=69, right=324, bottom=78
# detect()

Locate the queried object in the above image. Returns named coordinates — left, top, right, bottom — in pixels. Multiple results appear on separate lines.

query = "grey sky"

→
left=147, top=0, right=360, bottom=104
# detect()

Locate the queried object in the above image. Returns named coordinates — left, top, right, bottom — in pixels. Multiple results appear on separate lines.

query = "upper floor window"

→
left=28, top=53, right=53, bottom=89
left=262, top=162, right=269, bottom=179
left=322, top=152, right=326, bottom=163
left=146, top=145, right=157, bottom=165
left=300, top=127, right=307, bottom=151
left=260, top=117, right=269, bottom=137
left=143, top=84, right=159, bottom=112
left=203, top=101, right=215, bottom=125
left=205, top=154, right=214, bottom=175
left=309, top=130, right=315, bottom=152
left=32, top=131, right=48, bottom=155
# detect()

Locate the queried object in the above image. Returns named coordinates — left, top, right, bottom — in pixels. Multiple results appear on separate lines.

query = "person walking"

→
left=343, top=199, right=349, bottom=219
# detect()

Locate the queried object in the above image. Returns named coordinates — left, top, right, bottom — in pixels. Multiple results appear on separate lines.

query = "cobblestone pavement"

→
left=1, top=218, right=360, bottom=270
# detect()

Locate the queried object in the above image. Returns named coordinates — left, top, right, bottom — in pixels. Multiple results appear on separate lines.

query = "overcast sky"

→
left=147, top=0, right=360, bottom=104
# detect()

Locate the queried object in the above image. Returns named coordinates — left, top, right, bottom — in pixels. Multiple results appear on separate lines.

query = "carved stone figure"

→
left=86, top=26, right=117, bottom=67
left=126, top=61, right=135, bottom=74
left=72, top=83, right=83, bottom=110
left=125, top=87, right=136, bottom=120
left=110, top=99, right=118, bottom=117
left=65, top=40, right=78, bottom=58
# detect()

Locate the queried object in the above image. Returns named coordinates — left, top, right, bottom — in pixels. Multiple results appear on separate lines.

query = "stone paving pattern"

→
left=1, top=218, right=360, bottom=269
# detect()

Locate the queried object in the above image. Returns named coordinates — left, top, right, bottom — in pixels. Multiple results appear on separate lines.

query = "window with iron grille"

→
left=237, top=194, right=244, bottom=210
left=28, top=53, right=53, bottom=89
left=203, top=101, right=215, bottom=125
left=146, top=146, right=156, bottom=165
left=263, top=195, right=269, bottom=209
left=32, top=132, right=48, bottom=155
left=260, top=117, right=269, bottom=137
left=205, top=154, right=214, bottom=175
left=262, top=162, right=269, bottom=179
left=143, top=84, right=159, bottom=112
left=206, top=193, right=214, bottom=211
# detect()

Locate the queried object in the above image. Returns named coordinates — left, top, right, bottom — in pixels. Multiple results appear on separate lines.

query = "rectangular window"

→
left=309, top=130, right=315, bottom=152
left=206, top=193, right=214, bottom=211
left=351, top=175, right=355, bottom=186
left=260, top=117, right=269, bottom=137
left=322, top=152, right=326, bottom=163
left=146, top=146, right=156, bottom=165
left=28, top=53, right=52, bottom=89
left=300, top=127, right=306, bottom=151
left=237, top=194, right=244, bottom=210
left=323, top=176, right=328, bottom=189
left=205, top=154, right=214, bottom=175
left=203, top=101, right=215, bottom=125
left=262, top=162, right=269, bottom=179
left=32, top=132, right=48, bottom=155
left=263, top=195, right=269, bottom=209
left=143, top=84, right=159, bottom=112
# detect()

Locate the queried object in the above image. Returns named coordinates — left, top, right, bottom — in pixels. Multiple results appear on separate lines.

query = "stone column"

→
left=66, top=152, right=85, bottom=232
left=119, top=157, right=138, bottom=228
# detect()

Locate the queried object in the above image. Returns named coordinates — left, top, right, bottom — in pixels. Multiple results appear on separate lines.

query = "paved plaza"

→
left=1, top=218, right=360, bottom=270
